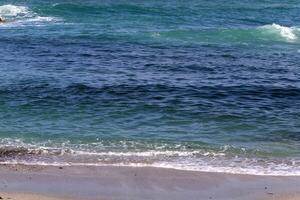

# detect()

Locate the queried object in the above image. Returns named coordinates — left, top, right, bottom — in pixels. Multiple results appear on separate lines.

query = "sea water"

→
left=0, top=0, right=300, bottom=175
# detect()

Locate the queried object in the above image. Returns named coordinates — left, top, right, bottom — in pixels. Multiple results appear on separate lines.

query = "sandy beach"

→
left=0, top=192, right=74, bottom=200
left=0, top=165, right=299, bottom=200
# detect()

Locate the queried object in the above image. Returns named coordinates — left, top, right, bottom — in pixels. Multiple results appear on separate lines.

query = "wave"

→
left=0, top=4, right=59, bottom=26
left=0, top=4, right=29, bottom=18
left=0, top=147, right=299, bottom=176
left=148, top=24, right=300, bottom=44
left=1, top=5, right=298, bottom=45
left=50, top=3, right=169, bottom=16
left=259, top=23, right=298, bottom=41
left=2, top=83, right=300, bottom=101
left=0, top=139, right=299, bottom=176
left=78, top=23, right=300, bottom=45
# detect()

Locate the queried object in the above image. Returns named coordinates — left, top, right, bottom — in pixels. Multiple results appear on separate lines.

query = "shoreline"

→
left=1, top=161, right=300, bottom=177
left=0, top=147, right=298, bottom=176
left=0, top=165, right=300, bottom=200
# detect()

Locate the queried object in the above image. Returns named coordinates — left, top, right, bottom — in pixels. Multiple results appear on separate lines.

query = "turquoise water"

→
left=0, top=0, right=300, bottom=175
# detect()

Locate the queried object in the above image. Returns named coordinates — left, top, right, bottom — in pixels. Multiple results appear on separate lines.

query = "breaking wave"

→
left=0, top=139, right=299, bottom=176
left=0, top=4, right=59, bottom=26
left=0, top=4, right=29, bottom=17
left=148, top=24, right=300, bottom=44
left=259, top=23, right=299, bottom=42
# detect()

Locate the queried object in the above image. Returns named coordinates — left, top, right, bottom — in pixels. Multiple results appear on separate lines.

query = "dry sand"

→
left=0, top=165, right=299, bottom=200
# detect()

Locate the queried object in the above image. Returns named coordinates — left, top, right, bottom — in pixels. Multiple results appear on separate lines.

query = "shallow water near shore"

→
left=0, top=0, right=300, bottom=175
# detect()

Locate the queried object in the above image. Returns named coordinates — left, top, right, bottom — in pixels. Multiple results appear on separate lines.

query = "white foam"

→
left=151, top=32, right=161, bottom=38
left=0, top=138, right=299, bottom=176
left=270, top=23, right=297, bottom=40
left=25, top=16, right=57, bottom=22
left=260, top=23, right=298, bottom=41
left=72, top=150, right=225, bottom=157
left=0, top=4, right=30, bottom=17
left=0, top=160, right=300, bottom=176
left=0, top=4, right=60, bottom=27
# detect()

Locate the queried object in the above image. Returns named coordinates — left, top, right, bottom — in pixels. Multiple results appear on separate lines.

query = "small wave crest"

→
left=148, top=24, right=300, bottom=44
left=0, top=4, right=29, bottom=18
left=0, top=4, right=59, bottom=26
left=259, top=23, right=299, bottom=42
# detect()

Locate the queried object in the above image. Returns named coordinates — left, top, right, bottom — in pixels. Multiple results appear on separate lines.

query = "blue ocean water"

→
left=0, top=0, right=300, bottom=175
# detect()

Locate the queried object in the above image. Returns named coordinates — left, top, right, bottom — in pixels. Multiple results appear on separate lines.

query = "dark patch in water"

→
left=0, top=147, right=32, bottom=157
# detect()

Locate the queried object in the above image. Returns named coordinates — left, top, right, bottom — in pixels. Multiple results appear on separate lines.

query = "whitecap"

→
left=260, top=23, right=298, bottom=42
left=0, top=4, right=60, bottom=27
left=0, top=4, right=31, bottom=18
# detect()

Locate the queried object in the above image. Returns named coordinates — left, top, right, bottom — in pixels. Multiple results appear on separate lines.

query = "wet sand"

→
left=0, top=192, right=75, bottom=200
left=0, top=165, right=299, bottom=200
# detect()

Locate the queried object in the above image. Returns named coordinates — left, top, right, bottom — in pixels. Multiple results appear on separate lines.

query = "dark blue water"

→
left=0, top=0, right=300, bottom=175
